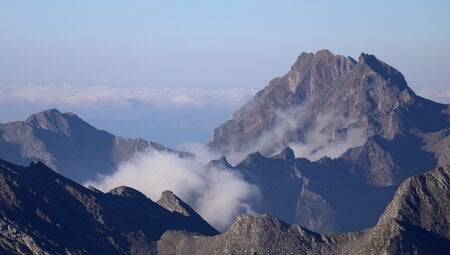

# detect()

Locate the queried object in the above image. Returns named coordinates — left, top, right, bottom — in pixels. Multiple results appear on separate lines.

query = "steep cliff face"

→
left=348, top=164, right=450, bottom=255
left=0, top=159, right=217, bottom=255
left=158, top=165, right=450, bottom=255
left=0, top=109, right=172, bottom=182
left=209, top=50, right=449, bottom=185
left=229, top=148, right=397, bottom=233
left=206, top=50, right=449, bottom=233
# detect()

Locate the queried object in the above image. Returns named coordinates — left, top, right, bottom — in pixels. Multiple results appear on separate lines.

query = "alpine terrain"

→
left=158, top=164, right=450, bottom=255
left=209, top=50, right=450, bottom=232
left=0, top=159, right=218, bottom=254
left=0, top=109, right=174, bottom=182
left=0, top=50, right=449, bottom=255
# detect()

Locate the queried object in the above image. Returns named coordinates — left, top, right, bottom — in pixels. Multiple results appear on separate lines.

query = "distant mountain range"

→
left=0, top=49, right=449, bottom=254
left=209, top=50, right=450, bottom=232
left=0, top=109, right=173, bottom=182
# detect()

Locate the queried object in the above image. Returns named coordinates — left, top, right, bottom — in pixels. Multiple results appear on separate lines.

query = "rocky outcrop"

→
left=158, top=165, right=450, bottom=255
left=0, top=159, right=217, bottom=255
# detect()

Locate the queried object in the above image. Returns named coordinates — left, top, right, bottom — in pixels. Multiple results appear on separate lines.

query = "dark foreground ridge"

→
left=158, top=164, right=450, bottom=254
left=0, top=159, right=217, bottom=254
left=0, top=157, right=449, bottom=254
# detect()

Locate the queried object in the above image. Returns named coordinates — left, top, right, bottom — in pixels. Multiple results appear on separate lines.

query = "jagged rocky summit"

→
left=208, top=50, right=450, bottom=232
left=210, top=50, right=449, bottom=164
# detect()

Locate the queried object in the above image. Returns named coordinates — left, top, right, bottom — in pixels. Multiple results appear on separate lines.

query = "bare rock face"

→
left=0, top=109, right=172, bottom=183
left=352, top=164, right=450, bottom=255
left=210, top=50, right=449, bottom=185
left=0, top=159, right=217, bottom=255
left=207, top=50, right=449, bottom=233
left=212, top=50, right=448, bottom=151
left=158, top=165, right=450, bottom=255
left=232, top=148, right=397, bottom=233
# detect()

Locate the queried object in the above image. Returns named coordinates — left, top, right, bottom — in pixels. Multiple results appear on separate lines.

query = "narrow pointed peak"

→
left=272, top=147, right=295, bottom=164
left=357, top=52, right=408, bottom=89
left=157, top=190, right=191, bottom=216
left=207, top=156, right=233, bottom=169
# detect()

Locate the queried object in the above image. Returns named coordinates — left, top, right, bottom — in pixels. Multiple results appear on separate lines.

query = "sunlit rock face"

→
left=208, top=50, right=450, bottom=232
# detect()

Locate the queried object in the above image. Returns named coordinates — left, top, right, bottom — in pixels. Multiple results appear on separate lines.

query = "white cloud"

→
left=224, top=104, right=368, bottom=164
left=85, top=144, right=260, bottom=231
left=0, top=84, right=255, bottom=108
left=416, top=89, right=450, bottom=104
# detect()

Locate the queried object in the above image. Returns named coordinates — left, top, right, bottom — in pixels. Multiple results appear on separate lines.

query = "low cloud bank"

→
left=0, top=84, right=255, bottom=108
left=416, top=88, right=450, bottom=104
left=85, top=144, right=259, bottom=231
left=226, top=104, right=368, bottom=163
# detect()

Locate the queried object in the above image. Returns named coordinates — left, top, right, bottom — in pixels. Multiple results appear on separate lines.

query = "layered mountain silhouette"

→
left=0, top=159, right=217, bottom=254
left=0, top=109, right=172, bottom=182
left=210, top=50, right=449, bottom=164
left=159, top=164, right=450, bottom=255
left=0, top=158, right=448, bottom=254
left=209, top=50, right=450, bottom=232
left=1, top=50, right=449, bottom=254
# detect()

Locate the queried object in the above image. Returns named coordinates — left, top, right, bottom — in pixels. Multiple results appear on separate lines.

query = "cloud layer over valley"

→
left=224, top=104, right=368, bottom=163
left=85, top=144, right=260, bottom=231
left=0, top=85, right=255, bottom=147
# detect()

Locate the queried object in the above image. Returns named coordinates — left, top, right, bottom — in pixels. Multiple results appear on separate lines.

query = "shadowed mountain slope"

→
left=0, top=159, right=217, bottom=255
left=158, top=165, right=450, bottom=255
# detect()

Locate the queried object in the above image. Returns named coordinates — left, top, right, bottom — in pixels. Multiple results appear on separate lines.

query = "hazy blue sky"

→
left=1, top=1, right=450, bottom=89
left=1, top=1, right=449, bottom=146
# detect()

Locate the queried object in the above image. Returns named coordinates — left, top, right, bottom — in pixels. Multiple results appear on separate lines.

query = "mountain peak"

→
left=207, top=156, right=233, bottom=169
left=0, top=108, right=176, bottom=183
left=272, top=147, right=295, bottom=164
left=25, top=109, right=74, bottom=136
left=314, top=49, right=337, bottom=59
left=357, top=52, right=408, bottom=89
left=286, top=49, right=356, bottom=95
left=209, top=49, right=438, bottom=154
left=157, top=190, right=192, bottom=216
left=109, top=186, right=149, bottom=201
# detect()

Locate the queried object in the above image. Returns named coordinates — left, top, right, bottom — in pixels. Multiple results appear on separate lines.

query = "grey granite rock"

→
left=208, top=50, right=450, bottom=233
left=0, top=159, right=217, bottom=254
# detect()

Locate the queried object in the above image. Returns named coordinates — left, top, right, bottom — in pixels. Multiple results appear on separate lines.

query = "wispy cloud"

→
left=223, top=104, right=368, bottom=164
left=416, top=89, right=450, bottom=104
left=85, top=144, right=260, bottom=231
left=0, top=85, right=255, bottom=107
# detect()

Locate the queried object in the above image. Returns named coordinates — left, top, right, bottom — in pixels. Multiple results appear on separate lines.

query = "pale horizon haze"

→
left=1, top=1, right=449, bottom=147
